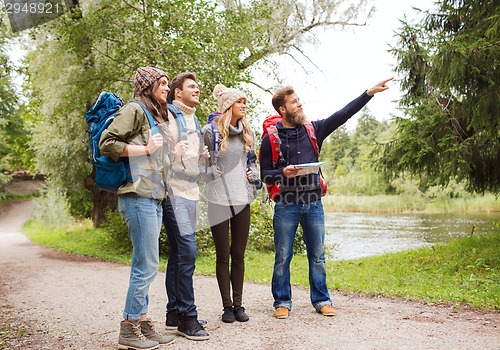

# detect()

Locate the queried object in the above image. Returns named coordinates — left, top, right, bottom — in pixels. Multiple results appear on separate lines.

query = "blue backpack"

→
left=85, top=92, right=158, bottom=192
left=208, top=112, right=222, bottom=163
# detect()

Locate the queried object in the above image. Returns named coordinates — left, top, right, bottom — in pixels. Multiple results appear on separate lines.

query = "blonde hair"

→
left=215, top=108, right=254, bottom=156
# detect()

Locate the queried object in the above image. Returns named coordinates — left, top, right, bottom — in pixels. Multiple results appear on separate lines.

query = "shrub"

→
left=34, top=187, right=73, bottom=227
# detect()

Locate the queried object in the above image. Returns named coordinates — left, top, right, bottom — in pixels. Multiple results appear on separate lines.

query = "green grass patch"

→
left=23, top=220, right=131, bottom=264
left=322, top=194, right=426, bottom=212
left=329, top=232, right=500, bottom=310
left=23, top=220, right=500, bottom=310
left=322, top=193, right=500, bottom=213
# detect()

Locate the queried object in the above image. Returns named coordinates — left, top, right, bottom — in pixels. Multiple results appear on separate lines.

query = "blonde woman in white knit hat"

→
left=203, top=84, right=262, bottom=323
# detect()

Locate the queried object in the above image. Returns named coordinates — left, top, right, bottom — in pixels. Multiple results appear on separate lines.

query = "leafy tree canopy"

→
left=22, top=0, right=373, bottom=219
left=0, top=10, right=34, bottom=177
left=376, top=0, right=500, bottom=193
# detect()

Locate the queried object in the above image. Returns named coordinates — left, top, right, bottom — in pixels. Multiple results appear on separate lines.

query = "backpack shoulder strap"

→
left=167, top=104, right=187, bottom=133
left=303, top=121, right=319, bottom=156
left=267, top=125, right=283, bottom=168
left=193, top=115, right=202, bottom=131
left=130, top=100, right=159, bottom=134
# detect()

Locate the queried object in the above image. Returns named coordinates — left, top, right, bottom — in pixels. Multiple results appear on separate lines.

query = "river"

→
left=324, top=212, right=500, bottom=260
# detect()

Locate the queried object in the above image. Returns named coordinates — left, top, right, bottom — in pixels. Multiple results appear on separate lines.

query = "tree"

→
left=0, top=10, right=34, bottom=187
left=0, top=13, right=15, bottom=188
left=375, top=0, right=500, bottom=193
left=25, top=0, right=374, bottom=225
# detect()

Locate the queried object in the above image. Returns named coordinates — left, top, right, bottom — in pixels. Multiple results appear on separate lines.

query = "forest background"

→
left=0, top=0, right=499, bottom=241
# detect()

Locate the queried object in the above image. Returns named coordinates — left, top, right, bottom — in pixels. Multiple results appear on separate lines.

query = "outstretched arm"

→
left=314, top=77, right=395, bottom=145
left=367, top=77, right=394, bottom=96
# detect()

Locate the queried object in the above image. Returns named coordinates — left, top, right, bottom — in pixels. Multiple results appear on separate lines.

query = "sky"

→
left=251, top=0, right=435, bottom=131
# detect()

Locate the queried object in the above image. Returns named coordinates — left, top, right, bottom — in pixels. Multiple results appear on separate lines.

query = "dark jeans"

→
left=163, top=196, right=198, bottom=317
left=208, top=203, right=250, bottom=308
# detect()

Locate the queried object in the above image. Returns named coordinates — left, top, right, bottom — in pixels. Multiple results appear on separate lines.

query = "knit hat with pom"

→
left=213, top=84, right=247, bottom=113
left=134, top=67, right=169, bottom=96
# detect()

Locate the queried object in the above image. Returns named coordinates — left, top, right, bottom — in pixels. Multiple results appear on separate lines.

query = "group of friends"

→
left=99, top=66, right=392, bottom=350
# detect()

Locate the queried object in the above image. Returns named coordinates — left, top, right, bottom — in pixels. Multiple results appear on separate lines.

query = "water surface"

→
left=325, top=212, right=499, bottom=260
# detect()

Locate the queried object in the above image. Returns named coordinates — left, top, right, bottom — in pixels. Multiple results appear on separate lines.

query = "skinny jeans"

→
left=208, top=203, right=250, bottom=308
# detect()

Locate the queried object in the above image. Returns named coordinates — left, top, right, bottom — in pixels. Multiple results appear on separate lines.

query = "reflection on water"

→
left=325, top=212, right=500, bottom=260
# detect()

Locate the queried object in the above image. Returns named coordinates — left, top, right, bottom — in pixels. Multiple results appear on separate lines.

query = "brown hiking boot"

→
left=140, top=319, right=175, bottom=345
left=274, top=307, right=289, bottom=319
left=118, top=321, right=159, bottom=350
left=319, top=304, right=337, bottom=316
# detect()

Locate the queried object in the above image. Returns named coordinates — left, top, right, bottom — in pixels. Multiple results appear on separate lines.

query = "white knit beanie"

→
left=213, top=84, right=247, bottom=113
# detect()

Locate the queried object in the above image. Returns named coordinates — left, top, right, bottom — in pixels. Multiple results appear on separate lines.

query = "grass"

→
left=322, top=193, right=500, bottom=213
left=329, top=233, right=500, bottom=309
left=23, top=219, right=131, bottom=264
left=23, top=219, right=500, bottom=311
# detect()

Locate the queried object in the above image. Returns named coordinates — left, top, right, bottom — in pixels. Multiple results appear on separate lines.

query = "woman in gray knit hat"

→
left=203, top=84, right=262, bottom=323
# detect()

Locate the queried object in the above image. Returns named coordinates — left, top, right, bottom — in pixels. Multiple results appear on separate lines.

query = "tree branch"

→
left=238, top=18, right=369, bottom=70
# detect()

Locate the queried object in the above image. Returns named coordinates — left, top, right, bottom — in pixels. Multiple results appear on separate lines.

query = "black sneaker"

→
left=165, top=310, right=178, bottom=330
left=221, top=307, right=235, bottom=323
left=234, top=306, right=249, bottom=322
left=177, top=315, right=209, bottom=341
left=166, top=310, right=207, bottom=330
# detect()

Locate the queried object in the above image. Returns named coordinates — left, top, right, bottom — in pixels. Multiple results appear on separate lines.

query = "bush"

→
left=100, top=211, right=131, bottom=254
left=248, top=199, right=275, bottom=252
left=249, top=197, right=306, bottom=254
left=34, top=187, right=73, bottom=227
left=97, top=193, right=307, bottom=258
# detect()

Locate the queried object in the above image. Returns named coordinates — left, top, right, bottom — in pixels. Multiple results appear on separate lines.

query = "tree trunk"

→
left=85, top=168, right=117, bottom=228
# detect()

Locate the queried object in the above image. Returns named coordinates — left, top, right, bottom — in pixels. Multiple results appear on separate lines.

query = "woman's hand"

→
left=146, top=130, right=163, bottom=155
left=246, top=169, right=254, bottom=182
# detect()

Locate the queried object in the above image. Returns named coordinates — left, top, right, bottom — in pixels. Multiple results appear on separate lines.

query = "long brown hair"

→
left=215, top=107, right=254, bottom=156
left=138, top=79, right=169, bottom=123
left=138, top=80, right=174, bottom=149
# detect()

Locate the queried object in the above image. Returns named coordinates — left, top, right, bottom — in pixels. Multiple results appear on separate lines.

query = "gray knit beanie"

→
left=213, top=84, right=247, bottom=113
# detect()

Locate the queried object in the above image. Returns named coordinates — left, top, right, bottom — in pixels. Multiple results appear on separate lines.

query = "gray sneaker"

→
left=140, top=319, right=175, bottom=345
left=118, top=321, right=159, bottom=350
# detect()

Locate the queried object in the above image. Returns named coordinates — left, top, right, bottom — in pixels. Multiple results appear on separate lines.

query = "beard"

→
left=284, top=108, right=305, bottom=126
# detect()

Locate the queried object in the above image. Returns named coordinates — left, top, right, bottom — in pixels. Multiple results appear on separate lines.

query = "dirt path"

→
left=0, top=200, right=498, bottom=350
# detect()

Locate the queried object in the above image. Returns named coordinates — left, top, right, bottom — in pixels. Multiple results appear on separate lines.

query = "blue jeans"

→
left=118, top=193, right=162, bottom=320
left=163, top=196, right=198, bottom=317
left=272, top=200, right=332, bottom=311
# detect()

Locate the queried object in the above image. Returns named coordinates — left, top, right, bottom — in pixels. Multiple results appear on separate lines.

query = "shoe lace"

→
left=132, top=323, right=147, bottom=340
left=145, top=319, right=157, bottom=333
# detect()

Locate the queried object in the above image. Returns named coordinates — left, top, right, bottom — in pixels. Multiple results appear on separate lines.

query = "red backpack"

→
left=260, top=115, right=327, bottom=200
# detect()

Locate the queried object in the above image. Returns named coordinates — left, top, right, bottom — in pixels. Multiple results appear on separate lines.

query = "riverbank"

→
left=322, top=194, right=500, bottom=213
